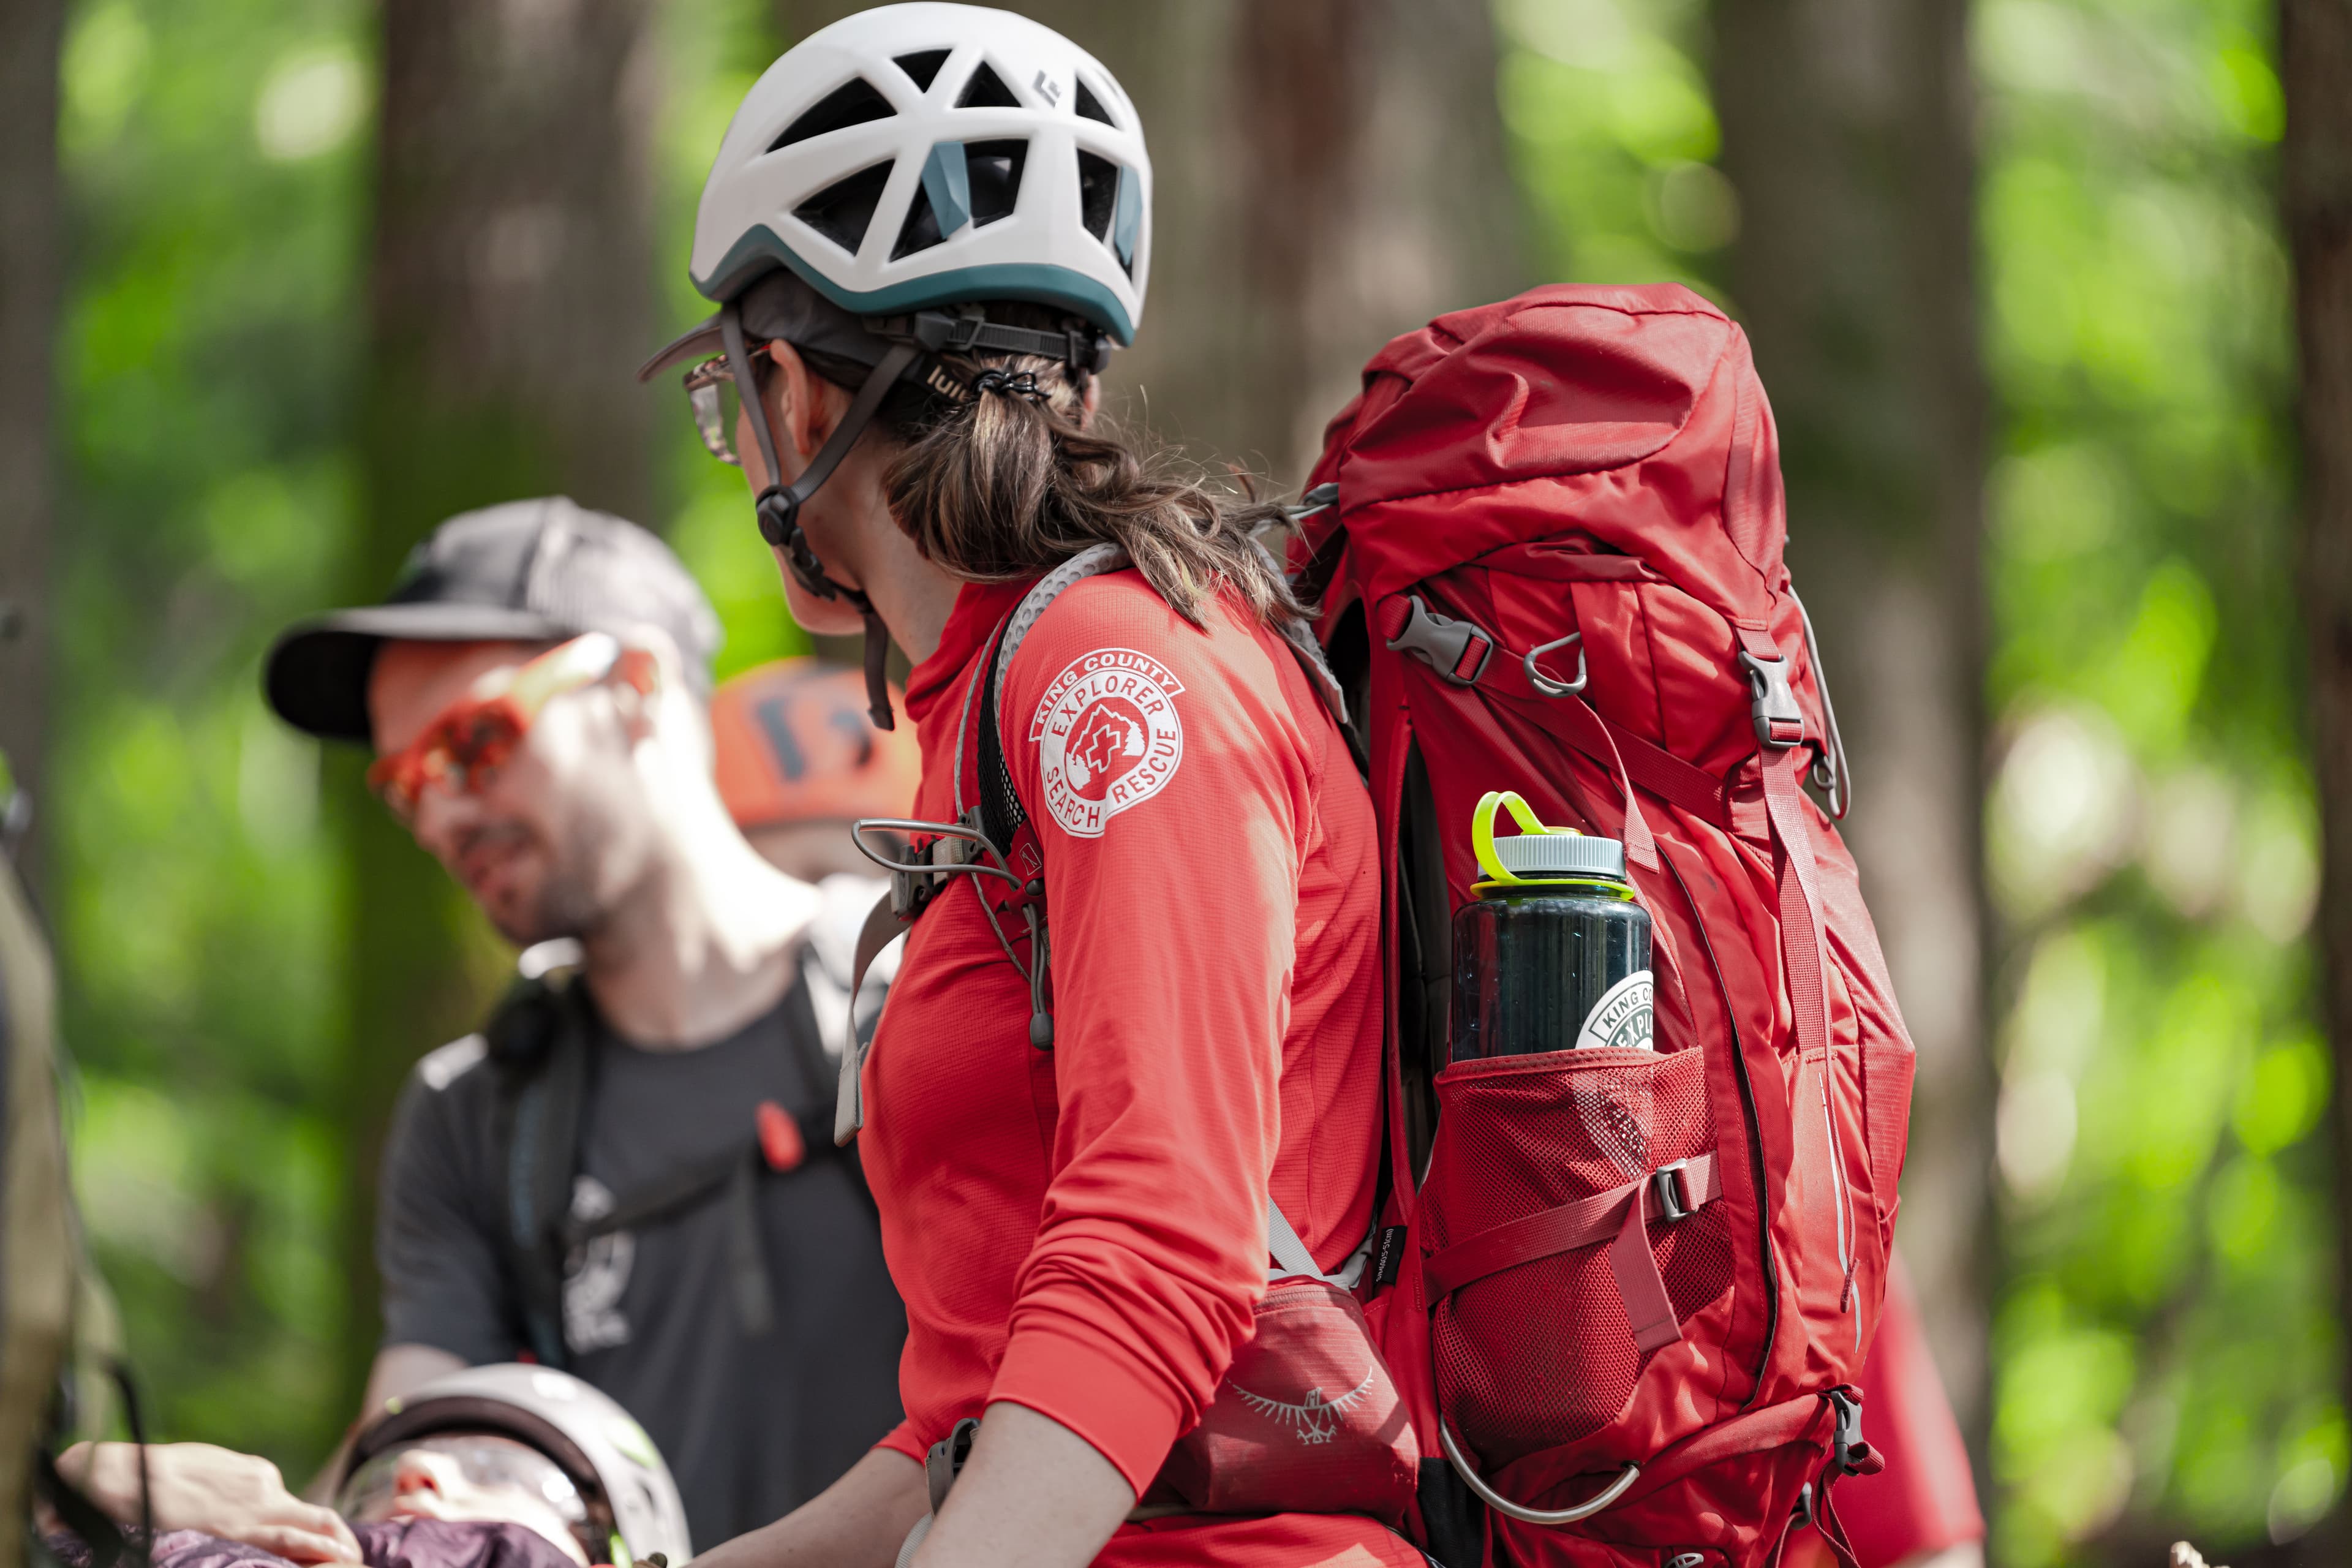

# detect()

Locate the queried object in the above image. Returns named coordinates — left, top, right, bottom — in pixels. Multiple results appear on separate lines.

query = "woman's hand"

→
left=58, top=1442, right=363, bottom=1563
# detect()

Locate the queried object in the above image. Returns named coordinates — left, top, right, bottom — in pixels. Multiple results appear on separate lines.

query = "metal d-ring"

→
left=1439, top=1420, right=1639, bottom=1524
left=1524, top=631, right=1588, bottom=698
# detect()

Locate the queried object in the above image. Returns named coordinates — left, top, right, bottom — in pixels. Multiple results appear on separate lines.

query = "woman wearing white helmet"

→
left=649, top=9, right=1411, bottom=1567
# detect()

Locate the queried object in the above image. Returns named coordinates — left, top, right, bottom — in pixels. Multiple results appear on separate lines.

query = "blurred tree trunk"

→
left=1713, top=0, right=1994, bottom=1467
left=776, top=0, right=1524, bottom=484
left=337, top=0, right=662, bottom=1406
left=0, top=0, right=64, bottom=884
left=2283, top=0, right=2352, bottom=1546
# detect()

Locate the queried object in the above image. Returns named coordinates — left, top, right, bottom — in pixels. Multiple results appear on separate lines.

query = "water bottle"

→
left=1448, top=791, right=1653, bottom=1065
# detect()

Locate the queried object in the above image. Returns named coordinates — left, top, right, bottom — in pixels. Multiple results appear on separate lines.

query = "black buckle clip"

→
left=1649, top=1159, right=1695, bottom=1223
left=1737, top=650, right=1806, bottom=749
left=925, top=1415, right=980, bottom=1513
left=1828, top=1387, right=1871, bottom=1477
left=1386, top=595, right=1493, bottom=686
left=890, top=834, right=974, bottom=921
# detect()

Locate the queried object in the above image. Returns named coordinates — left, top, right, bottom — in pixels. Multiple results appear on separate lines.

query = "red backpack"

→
left=1292, top=284, right=1915, bottom=1567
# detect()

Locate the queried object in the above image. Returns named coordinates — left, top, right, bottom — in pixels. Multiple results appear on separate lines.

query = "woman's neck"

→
left=862, top=548, right=962, bottom=665
left=828, top=462, right=963, bottom=663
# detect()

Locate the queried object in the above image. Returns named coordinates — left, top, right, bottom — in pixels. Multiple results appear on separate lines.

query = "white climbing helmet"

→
left=690, top=2, right=1150, bottom=343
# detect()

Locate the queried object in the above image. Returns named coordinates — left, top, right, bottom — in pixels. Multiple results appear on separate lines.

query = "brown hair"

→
left=800, top=306, right=1305, bottom=628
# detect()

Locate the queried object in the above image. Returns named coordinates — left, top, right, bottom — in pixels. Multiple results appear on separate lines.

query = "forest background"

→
left=0, top=0, right=2341, bottom=1564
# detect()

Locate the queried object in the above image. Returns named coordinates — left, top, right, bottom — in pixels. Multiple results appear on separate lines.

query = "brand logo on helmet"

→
left=1227, top=1370, right=1377, bottom=1446
left=1030, top=648, right=1184, bottom=837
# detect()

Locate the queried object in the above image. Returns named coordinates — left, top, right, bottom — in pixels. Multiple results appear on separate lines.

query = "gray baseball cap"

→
left=265, top=496, right=723, bottom=744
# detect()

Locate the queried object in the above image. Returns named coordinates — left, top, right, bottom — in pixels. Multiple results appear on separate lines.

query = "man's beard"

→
left=459, top=816, right=612, bottom=947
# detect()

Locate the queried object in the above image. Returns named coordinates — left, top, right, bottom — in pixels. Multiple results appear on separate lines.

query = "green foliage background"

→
left=49, top=0, right=805, bottom=1472
left=43, top=0, right=2331, bottom=1560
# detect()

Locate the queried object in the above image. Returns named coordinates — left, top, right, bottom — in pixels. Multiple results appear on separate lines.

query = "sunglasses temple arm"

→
left=721, top=303, right=788, bottom=491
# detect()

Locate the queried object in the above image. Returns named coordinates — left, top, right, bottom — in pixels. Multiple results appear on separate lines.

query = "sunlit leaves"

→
left=253, top=44, right=367, bottom=164
left=1975, top=0, right=2316, bottom=1550
left=1491, top=0, right=1727, bottom=293
left=50, top=0, right=803, bottom=1474
left=55, top=0, right=372, bottom=1471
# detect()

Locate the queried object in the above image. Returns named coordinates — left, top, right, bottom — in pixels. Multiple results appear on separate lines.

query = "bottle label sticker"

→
left=1574, top=968, right=1655, bottom=1052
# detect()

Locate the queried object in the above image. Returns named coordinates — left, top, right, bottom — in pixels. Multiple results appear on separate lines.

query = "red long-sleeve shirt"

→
left=861, top=571, right=1417, bottom=1564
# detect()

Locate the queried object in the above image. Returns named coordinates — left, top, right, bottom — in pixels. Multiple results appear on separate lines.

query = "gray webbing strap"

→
left=1267, top=1198, right=1371, bottom=1290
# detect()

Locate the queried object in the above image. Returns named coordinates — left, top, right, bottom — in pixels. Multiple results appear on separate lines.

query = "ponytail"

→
left=810, top=307, right=1306, bottom=628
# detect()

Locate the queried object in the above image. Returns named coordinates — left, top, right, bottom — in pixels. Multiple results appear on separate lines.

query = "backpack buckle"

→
left=1737, top=650, right=1806, bottom=749
left=1827, top=1386, right=1874, bottom=1476
left=1650, top=1159, right=1697, bottom=1223
left=1384, top=594, right=1493, bottom=685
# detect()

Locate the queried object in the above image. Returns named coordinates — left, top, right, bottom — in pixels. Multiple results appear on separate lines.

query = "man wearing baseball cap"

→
left=264, top=497, right=905, bottom=1547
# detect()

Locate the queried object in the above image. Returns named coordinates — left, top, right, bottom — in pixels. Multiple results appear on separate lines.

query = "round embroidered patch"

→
left=1029, top=647, right=1186, bottom=837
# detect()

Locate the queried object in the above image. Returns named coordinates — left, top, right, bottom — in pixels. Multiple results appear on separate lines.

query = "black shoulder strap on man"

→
left=486, top=969, right=592, bottom=1369
left=484, top=952, right=864, bottom=1370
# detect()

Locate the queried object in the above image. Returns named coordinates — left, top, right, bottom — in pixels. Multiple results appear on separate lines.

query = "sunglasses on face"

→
left=366, top=634, right=655, bottom=825
left=683, top=352, right=755, bottom=467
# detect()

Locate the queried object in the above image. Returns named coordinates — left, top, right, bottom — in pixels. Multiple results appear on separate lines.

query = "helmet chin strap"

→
left=721, top=302, right=916, bottom=731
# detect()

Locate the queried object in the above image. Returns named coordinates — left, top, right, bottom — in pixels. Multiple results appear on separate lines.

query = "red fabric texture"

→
left=862, top=573, right=1409, bottom=1564
left=1785, top=1260, right=1985, bottom=1568
left=1295, top=284, right=1918, bottom=1566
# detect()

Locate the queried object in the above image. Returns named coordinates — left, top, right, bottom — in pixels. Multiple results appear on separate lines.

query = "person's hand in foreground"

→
left=59, top=1442, right=363, bottom=1563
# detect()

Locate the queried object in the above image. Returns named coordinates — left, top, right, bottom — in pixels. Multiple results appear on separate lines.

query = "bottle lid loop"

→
left=1472, top=790, right=1629, bottom=885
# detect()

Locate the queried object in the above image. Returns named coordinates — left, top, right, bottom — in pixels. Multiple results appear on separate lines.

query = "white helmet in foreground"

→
left=643, top=4, right=1153, bottom=732
left=338, top=1363, right=692, bottom=1567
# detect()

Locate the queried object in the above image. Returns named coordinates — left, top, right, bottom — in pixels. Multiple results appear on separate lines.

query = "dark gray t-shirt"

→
left=377, top=944, right=905, bottom=1550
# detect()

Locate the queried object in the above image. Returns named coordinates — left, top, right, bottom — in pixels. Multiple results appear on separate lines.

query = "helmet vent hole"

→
left=1077, top=151, right=1117, bottom=242
left=894, top=50, right=951, bottom=92
left=769, top=76, right=895, bottom=151
left=1074, top=78, right=1116, bottom=126
left=893, top=183, right=946, bottom=259
left=956, top=62, right=1020, bottom=108
left=793, top=160, right=895, bottom=254
left=965, top=140, right=1027, bottom=227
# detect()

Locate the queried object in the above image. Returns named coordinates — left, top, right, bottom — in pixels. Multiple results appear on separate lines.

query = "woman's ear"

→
left=761, top=339, right=837, bottom=467
left=1080, top=373, right=1102, bottom=429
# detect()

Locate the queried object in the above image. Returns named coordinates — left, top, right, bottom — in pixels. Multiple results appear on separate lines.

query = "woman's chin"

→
left=775, top=555, right=869, bottom=637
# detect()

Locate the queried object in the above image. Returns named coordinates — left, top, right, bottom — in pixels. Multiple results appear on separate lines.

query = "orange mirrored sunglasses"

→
left=366, top=634, right=655, bottom=824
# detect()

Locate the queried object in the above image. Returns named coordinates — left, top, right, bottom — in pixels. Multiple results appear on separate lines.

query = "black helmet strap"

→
left=718, top=294, right=1115, bottom=734
left=721, top=300, right=913, bottom=730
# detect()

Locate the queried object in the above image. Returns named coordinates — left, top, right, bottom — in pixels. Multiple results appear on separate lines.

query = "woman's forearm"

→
left=910, top=1402, right=1134, bottom=1568
left=689, top=1447, right=926, bottom=1568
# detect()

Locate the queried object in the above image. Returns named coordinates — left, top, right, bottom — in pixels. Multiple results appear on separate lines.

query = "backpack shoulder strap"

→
left=485, top=971, right=592, bottom=1369
left=973, top=542, right=1349, bottom=845
left=967, top=546, right=1363, bottom=1281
